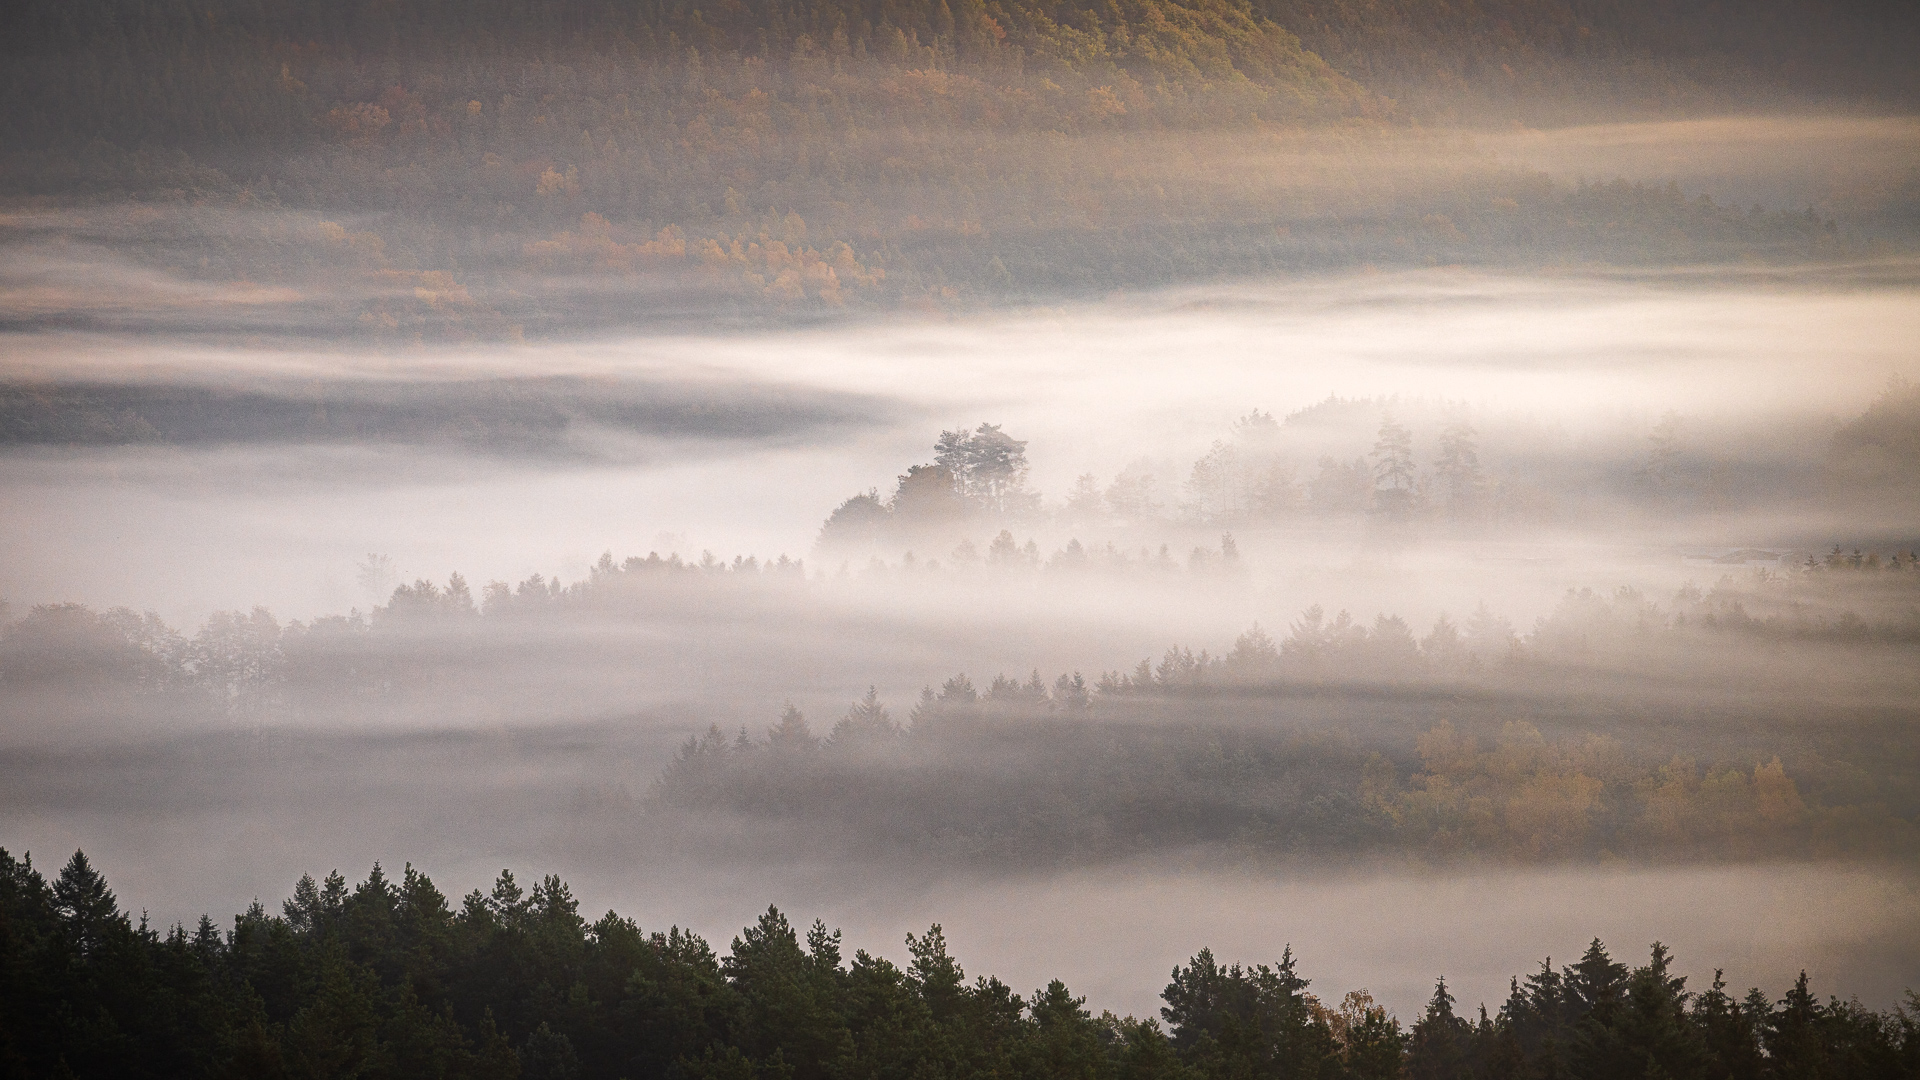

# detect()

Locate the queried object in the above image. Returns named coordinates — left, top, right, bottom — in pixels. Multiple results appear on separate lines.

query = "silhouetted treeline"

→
left=4, top=847, right=1916, bottom=1079
left=631, top=569, right=1920, bottom=865
left=644, top=667, right=1919, bottom=864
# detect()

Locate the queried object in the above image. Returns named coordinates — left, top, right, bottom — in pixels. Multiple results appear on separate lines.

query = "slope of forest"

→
left=5, top=0, right=1911, bottom=149
left=4, top=847, right=1918, bottom=1079
left=0, top=0, right=1901, bottom=332
left=1259, top=0, right=1920, bottom=119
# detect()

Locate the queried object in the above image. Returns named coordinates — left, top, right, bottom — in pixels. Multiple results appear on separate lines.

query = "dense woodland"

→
left=1, top=0, right=1904, bottom=332
left=3, top=847, right=1918, bottom=1079
left=640, top=555, right=1920, bottom=864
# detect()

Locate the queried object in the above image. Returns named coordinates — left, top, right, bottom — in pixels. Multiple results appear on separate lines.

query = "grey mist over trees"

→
left=4, top=0, right=1920, bottom=1068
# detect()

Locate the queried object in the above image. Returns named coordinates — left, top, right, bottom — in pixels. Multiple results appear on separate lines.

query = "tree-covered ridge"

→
left=0, top=0, right=1886, bottom=331
left=5, top=0, right=1907, bottom=151
left=0, top=0, right=1364, bottom=157
left=648, top=673, right=1916, bottom=865
left=3, top=847, right=1916, bottom=1079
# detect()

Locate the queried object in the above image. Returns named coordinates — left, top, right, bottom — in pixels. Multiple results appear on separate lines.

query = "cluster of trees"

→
left=9, top=0, right=1911, bottom=150
left=0, top=549, right=811, bottom=724
left=3, top=0, right=1365, bottom=153
left=649, top=667, right=1916, bottom=863
left=1119, top=571, right=1920, bottom=690
left=1167, top=406, right=1490, bottom=526
left=826, top=381, right=1920, bottom=557
left=631, top=568, right=1920, bottom=863
left=1828, top=378, right=1920, bottom=513
left=0, top=0, right=1883, bottom=333
left=816, top=412, right=1398, bottom=557
left=1263, top=0, right=1919, bottom=120
left=819, top=424, right=1039, bottom=552
left=6, top=846, right=1918, bottom=1079
left=1162, top=393, right=1900, bottom=529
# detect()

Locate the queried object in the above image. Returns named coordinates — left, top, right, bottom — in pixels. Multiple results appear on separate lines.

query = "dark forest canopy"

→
left=3, top=846, right=1917, bottom=1079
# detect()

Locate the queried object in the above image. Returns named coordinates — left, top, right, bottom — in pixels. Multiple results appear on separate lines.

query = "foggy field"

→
left=4, top=0, right=1920, bottom=1074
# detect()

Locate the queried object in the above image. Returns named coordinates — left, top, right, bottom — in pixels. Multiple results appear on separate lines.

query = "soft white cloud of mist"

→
left=2, top=266, right=1914, bottom=625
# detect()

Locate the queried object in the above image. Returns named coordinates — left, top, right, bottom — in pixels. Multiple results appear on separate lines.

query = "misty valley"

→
left=7, top=529, right=1920, bottom=865
left=5, top=333, right=1920, bottom=1080
left=5, top=0, right=1920, bottom=1076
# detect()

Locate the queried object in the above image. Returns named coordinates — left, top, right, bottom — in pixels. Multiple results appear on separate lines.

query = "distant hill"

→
left=4, top=0, right=1914, bottom=154
left=0, top=0, right=1903, bottom=328
left=1258, top=0, right=1920, bottom=120
left=0, top=0, right=1365, bottom=154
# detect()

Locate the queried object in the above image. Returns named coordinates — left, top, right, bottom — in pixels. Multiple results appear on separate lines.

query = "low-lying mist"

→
left=7, top=2, right=1920, bottom=1073
left=3, top=266, right=1915, bottom=624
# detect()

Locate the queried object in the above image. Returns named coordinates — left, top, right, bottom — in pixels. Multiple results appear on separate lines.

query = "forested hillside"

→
left=6, top=0, right=1911, bottom=150
left=4, top=847, right=1917, bottom=1079
left=1259, top=0, right=1920, bottom=118
left=0, top=0, right=1895, bottom=333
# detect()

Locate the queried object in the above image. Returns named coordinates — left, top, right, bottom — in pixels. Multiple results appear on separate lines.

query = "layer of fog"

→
left=2, top=265, right=1915, bottom=629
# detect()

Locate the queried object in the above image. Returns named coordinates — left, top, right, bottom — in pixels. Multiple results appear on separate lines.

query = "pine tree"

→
left=1765, top=970, right=1828, bottom=1077
left=53, top=850, right=125, bottom=959
left=1370, top=412, right=1417, bottom=521
left=1434, top=414, right=1484, bottom=521
left=1407, top=976, right=1474, bottom=1080
left=1693, top=969, right=1766, bottom=1080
